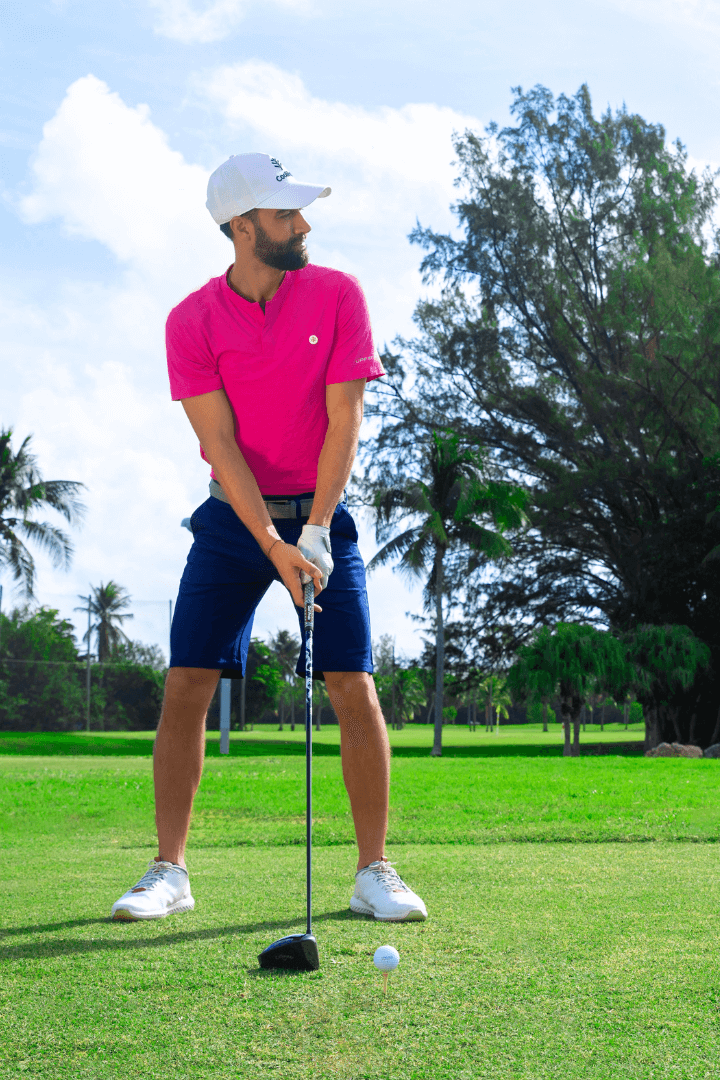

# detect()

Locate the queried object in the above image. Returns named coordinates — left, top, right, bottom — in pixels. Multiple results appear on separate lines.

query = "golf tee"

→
left=383, top=971, right=389, bottom=996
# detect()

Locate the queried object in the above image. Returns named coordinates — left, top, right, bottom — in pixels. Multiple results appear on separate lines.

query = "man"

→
left=111, top=153, right=427, bottom=924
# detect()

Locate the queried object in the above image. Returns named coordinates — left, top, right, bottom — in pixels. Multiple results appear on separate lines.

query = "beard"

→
left=253, top=222, right=309, bottom=271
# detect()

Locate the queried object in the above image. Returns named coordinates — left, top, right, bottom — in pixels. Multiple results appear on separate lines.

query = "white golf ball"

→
left=373, top=945, right=400, bottom=972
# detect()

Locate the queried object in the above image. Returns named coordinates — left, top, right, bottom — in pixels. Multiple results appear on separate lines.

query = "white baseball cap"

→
left=206, top=153, right=331, bottom=224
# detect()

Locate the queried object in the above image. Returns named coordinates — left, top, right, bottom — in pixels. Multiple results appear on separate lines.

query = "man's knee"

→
left=324, top=671, right=377, bottom=706
left=163, top=667, right=220, bottom=713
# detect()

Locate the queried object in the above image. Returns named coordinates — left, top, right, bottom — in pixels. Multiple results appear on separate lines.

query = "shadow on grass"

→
left=0, top=909, right=356, bottom=961
left=0, top=733, right=646, bottom=758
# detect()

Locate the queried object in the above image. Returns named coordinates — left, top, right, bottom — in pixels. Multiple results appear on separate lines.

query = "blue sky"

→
left=2, top=0, right=718, bottom=658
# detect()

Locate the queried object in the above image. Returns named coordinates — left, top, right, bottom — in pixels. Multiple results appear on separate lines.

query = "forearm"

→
left=205, top=439, right=281, bottom=555
left=309, top=416, right=360, bottom=527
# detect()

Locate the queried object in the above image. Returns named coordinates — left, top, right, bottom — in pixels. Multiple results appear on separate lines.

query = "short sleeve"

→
left=166, top=303, right=224, bottom=401
left=325, top=276, right=385, bottom=386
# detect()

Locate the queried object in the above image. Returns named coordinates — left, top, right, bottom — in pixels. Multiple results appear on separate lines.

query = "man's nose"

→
left=295, top=213, right=311, bottom=234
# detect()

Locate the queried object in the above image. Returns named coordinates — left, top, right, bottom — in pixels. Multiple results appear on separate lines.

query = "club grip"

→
left=304, top=580, right=314, bottom=631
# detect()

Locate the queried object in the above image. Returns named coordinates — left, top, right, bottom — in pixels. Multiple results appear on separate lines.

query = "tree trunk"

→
left=290, top=687, right=295, bottom=731
left=688, top=711, right=697, bottom=746
left=315, top=692, right=322, bottom=732
left=623, top=700, right=629, bottom=729
left=644, top=706, right=658, bottom=751
left=572, top=714, right=580, bottom=756
left=669, top=706, right=682, bottom=743
left=542, top=701, right=548, bottom=733
left=708, top=703, right=720, bottom=748
left=581, top=704, right=586, bottom=732
left=600, top=703, right=605, bottom=731
left=561, top=697, right=571, bottom=756
left=431, top=551, right=445, bottom=757
left=278, top=698, right=284, bottom=732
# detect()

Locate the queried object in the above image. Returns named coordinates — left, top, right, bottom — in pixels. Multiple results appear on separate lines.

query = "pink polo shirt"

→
left=166, top=264, right=385, bottom=497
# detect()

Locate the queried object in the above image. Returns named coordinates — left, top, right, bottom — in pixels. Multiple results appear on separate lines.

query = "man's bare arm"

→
left=180, top=389, right=321, bottom=608
left=308, top=379, right=366, bottom=527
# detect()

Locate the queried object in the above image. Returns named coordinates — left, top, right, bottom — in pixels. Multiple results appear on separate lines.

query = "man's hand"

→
left=298, top=524, right=334, bottom=590
left=268, top=542, right=323, bottom=610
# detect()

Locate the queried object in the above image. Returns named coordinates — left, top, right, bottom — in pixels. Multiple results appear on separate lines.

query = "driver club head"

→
left=258, top=933, right=320, bottom=972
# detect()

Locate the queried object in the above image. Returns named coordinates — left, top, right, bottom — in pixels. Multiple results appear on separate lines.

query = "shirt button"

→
left=309, top=335, right=318, bottom=344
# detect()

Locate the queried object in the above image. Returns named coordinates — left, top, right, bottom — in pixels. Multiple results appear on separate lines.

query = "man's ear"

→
left=230, top=216, right=254, bottom=243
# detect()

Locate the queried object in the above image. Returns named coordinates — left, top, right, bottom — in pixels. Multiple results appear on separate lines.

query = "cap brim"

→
left=254, top=181, right=331, bottom=212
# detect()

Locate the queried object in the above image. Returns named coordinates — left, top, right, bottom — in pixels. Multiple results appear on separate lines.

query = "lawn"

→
left=2, top=736, right=720, bottom=1078
left=0, top=720, right=647, bottom=759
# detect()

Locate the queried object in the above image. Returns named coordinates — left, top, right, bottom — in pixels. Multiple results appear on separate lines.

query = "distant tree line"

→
left=0, top=604, right=165, bottom=732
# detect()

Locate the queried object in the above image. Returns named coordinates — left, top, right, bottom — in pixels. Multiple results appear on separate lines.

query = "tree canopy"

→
left=366, top=83, right=720, bottom=738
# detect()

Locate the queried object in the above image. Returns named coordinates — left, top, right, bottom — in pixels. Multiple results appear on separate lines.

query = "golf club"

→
left=258, top=578, right=320, bottom=972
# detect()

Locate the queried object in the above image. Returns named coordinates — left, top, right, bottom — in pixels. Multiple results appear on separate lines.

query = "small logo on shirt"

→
left=355, top=354, right=375, bottom=363
left=309, top=335, right=318, bottom=344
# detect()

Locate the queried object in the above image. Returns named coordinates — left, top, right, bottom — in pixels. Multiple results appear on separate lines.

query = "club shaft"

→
left=304, top=581, right=314, bottom=937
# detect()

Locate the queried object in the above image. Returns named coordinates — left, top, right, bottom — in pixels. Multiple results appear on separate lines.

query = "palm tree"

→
left=0, top=428, right=85, bottom=597
left=507, top=624, right=630, bottom=756
left=267, top=629, right=301, bottom=729
left=366, top=431, right=528, bottom=756
left=623, top=624, right=711, bottom=750
left=479, top=675, right=511, bottom=735
left=77, top=582, right=133, bottom=662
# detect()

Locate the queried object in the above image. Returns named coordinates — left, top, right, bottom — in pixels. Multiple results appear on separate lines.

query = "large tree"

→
left=367, top=84, right=720, bottom=740
left=0, top=429, right=85, bottom=598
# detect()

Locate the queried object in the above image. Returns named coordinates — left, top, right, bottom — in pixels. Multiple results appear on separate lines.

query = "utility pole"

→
left=391, top=639, right=396, bottom=730
left=78, top=594, right=93, bottom=733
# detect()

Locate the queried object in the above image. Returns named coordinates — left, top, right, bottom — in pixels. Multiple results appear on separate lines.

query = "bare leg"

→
left=153, top=667, right=219, bottom=868
left=324, top=671, right=390, bottom=871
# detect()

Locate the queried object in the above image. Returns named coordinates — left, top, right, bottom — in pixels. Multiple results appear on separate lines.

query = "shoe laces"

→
left=360, top=860, right=409, bottom=893
left=132, top=860, right=184, bottom=892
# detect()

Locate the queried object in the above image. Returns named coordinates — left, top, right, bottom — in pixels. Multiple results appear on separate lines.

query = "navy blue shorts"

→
left=170, top=494, right=373, bottom=679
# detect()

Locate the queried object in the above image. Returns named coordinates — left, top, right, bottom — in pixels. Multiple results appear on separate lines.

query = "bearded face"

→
left=253, top=220, right=309, bottom=271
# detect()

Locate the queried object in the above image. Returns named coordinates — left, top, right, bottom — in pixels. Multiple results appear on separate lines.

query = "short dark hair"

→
left=219, top=207, right=259, bottom=240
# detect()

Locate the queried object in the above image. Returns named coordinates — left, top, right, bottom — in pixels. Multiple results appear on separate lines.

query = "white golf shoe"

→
left=350, top=859, right=428, bottom=922
left=111, top=860, right=195, bottom=921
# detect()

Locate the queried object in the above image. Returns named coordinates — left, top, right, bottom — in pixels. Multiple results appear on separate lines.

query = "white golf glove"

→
left=298, top=524, right=334, bottom=590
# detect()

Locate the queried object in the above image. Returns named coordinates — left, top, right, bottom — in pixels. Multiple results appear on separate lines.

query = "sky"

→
left=2, top=0, right=719, bottom=661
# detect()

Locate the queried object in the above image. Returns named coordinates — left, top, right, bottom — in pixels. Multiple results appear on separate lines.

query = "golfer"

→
left=111, top=153, right=427, bottom=924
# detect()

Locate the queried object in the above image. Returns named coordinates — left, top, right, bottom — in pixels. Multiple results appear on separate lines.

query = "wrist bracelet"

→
left=266, top=538, right=283, bottom=559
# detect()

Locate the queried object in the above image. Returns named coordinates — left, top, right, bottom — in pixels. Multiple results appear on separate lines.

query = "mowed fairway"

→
left=2, top=736, right=720, bottom=1079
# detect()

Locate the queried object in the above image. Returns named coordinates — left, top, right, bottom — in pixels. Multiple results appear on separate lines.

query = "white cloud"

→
left=199, top=59, right=480, bottom=339
left=148, top=0, right=312, bottom=44
left=18, top=75, right=226, bottom=293
left=6, top=68, right=444, bottom=655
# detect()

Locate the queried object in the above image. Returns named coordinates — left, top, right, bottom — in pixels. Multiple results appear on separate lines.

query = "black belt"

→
left=209, top=479, right=314, bottom=519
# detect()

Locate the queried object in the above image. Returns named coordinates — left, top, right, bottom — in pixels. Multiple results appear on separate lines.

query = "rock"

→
left=703, top=743, right=720, bottom=758
left=645, top=742, right=703, bottom=758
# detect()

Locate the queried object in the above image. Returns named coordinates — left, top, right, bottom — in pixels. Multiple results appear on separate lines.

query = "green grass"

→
left=2, top=746, right=720, bottom=1078
left=1, top=750, right=718, bottom=848
left=0, top=721, right=646, bottom=759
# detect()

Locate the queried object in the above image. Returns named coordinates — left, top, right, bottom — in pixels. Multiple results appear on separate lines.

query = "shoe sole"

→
left=111, top=897, right=195, bottom=921
left=349, top=896, right=427, bottom=922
